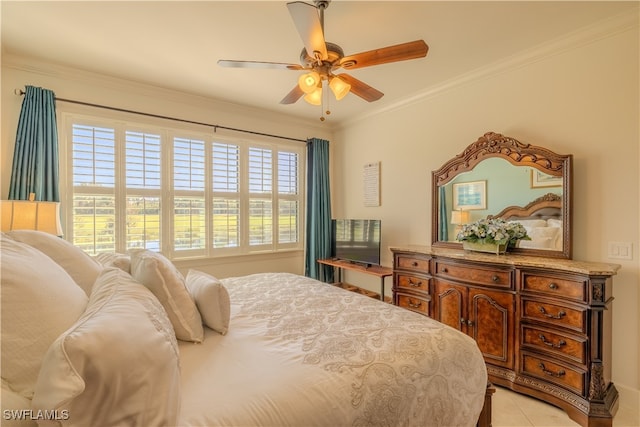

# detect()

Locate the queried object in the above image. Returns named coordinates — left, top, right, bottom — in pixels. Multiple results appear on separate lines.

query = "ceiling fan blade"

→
left=218, top=60, right=304, bottom=70
left=337, top=74, right=384, bottom=102
left=339, top=40, right=429, bottom=70
left=280, top=85, right=305, bottom=105
left=286, top=1, right=328, bottom=61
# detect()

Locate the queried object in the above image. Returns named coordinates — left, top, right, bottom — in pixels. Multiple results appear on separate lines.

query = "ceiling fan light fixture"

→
left=298, top=71, right=321, bottom=94
left=329, top=75, right=351, bottom=100
left=303, top=87, right=323, bottom=105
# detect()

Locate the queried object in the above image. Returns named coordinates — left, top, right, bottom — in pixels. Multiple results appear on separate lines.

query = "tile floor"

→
left=492, top=386, right=639, bottom=427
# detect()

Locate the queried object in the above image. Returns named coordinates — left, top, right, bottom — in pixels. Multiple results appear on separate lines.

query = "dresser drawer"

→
left=396, top=273, right=429, bottom=293
left=433, top=260, right=512, bottom=289
left=521, top=353, right=586, bottom=396
left=395, top=253, right=430, bottom=274
left=396, top=293, right=431, bottom=316
left=521, top=298, right=586, bottom=333
left=521, top=325, right=586, bottom=365
left=521, top=272, right=587, bottom=303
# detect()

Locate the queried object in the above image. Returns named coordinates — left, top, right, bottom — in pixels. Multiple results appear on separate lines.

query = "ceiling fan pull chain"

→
left=320, top=80, right=326, bottom=121
left=325, top=81, right=331, bottom=117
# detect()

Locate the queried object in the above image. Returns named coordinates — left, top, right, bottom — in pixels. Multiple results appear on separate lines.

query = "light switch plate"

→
left=607, top=242, right=633, bottom=260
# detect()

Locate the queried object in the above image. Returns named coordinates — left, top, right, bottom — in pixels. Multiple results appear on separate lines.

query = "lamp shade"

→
left=303, top=87, right=323, bottom=106
left=298, top=71, right=321, bottom=94
left=329, top=75, right=351, bottom=100
left=451, top=210, right=470, bottom=225
left=0, top=200, right=63, bottom=236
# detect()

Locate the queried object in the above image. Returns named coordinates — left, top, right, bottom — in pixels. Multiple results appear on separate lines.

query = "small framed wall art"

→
left=453, top=180, right=486, bottom=210
left=530, top=169, right=563, bottom=188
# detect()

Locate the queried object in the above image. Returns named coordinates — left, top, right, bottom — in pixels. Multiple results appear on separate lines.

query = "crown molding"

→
left=338, top=9, right=639, bottom=130
left=2, top=53, right=328, bottom=136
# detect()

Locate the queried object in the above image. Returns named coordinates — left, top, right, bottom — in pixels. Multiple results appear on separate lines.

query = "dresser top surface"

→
left=390, top=245, right=621, bottom=276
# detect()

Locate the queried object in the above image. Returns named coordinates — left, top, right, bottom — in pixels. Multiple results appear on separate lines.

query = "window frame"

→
left=59, top=109, right=306, bottom=260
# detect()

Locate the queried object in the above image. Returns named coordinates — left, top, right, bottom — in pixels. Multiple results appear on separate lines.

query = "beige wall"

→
left=332, top=15, right=640, bottom=412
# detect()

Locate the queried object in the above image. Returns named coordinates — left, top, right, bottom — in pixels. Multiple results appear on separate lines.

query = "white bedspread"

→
left=178, top=273, right=487, bottom=427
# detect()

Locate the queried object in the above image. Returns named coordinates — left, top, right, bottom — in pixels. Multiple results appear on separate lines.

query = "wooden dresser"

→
left=391, top=245, right=621, bottom=427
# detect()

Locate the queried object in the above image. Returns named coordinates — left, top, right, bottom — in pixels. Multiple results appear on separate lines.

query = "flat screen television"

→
left=331, top=219, right=381, bottom=267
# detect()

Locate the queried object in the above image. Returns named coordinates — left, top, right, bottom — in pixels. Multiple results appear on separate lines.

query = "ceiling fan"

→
left=217, top=0, right=429, bottom=120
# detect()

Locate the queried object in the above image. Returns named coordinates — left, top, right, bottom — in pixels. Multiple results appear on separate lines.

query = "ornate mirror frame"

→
left=431, top=132, right=573, bottom=259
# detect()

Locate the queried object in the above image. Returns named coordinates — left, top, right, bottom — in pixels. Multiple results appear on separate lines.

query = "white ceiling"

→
left=2, top=1, right=637, bottom=126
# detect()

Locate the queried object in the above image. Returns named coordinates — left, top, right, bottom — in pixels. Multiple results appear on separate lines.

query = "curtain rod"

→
left=15, top=89, right=308, bottom=143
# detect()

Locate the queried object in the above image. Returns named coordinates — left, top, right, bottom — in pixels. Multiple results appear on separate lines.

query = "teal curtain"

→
left=9, top=85, right=60, bottom=201
left=439, top=186, right=448, bottom=240
left=304, top=138, right=333, bottom=282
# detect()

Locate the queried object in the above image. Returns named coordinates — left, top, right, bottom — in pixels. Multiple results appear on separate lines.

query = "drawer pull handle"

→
left=549, top=283, right=558, bottom=290
left=411, top=261, right=418, bottom=267
left=442, top=267, right=448, bottom=273
left=538, top=362, right=565, bottom=378
left=408, top=299, right=422, bottom=309
left=539, top=334, right=567, bottom=349
left=409, top=279, right=422, bottom=287
left=492, top=275, right=499, bottom=282
left=539, top=306, right=566, bottom=319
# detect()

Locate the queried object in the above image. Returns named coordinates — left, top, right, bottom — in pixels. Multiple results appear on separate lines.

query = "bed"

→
left=489, top=192, right=563, bottom=251
left=1, top=230, right=489, bottom=427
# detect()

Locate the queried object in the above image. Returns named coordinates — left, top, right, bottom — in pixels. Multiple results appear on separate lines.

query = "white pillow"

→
left=514, top=219, right=548, bottom=229
left=31, top=268, right=181, bottom=427
left=0, top=235, right=88, bottom=399
left=129, top=250, right=204, bottom=342
left=186, top=270, right=231, bottom=335
left=6, top=230, right=102, bottom=295
left=547, top=218, right=562, bottom=228
left=93, top=252, right=131, bottom=273
left=519, top=226, right=560, bottom=249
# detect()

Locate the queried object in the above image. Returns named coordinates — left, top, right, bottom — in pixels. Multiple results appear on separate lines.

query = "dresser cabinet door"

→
left=470, top=288, right=515, bottom=369
left=433, top=280, right=466, bottom=331
left=434, top=279, right=514, bottom=369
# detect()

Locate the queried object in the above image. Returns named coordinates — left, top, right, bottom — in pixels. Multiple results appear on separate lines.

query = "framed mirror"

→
left=432, top=132, right=572, bottom=259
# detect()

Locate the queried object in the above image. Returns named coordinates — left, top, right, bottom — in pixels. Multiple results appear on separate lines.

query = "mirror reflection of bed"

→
left=489, top=193, right=563, bottom=251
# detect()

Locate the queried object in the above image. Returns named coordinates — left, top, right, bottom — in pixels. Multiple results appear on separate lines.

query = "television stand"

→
left=317, top=258, right=393, bottom=302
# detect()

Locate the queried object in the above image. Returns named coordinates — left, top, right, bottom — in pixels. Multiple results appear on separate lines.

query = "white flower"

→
left=456, top=218, right=530, bottom=246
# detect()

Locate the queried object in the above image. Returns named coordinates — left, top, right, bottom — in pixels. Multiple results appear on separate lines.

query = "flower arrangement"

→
left=456, top=218, right=530, bottom=247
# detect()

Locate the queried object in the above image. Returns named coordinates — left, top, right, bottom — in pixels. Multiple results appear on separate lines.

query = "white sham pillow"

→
left=547, top=218, right=563, bottom=228
left=129, top=250, right=204, bottom=342
left=0, top=235, right=88, bottom=399
left=186, top=270, right=231, bottom=335
left=93, top=252, right=131, bottom=273
left=31, top=268, right=181, bottom=427
left=6, top=230, right=102, bottom=295
left=514, top=219, right=548, bottom=228
left=518, top=226, right=560, bottom=249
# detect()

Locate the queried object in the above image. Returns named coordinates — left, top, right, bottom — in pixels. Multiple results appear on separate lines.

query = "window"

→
left=71, top=124, right=116, bottom=254
left=64, top=113, right=304, bottom=258
left=125, top=131, right=162, bottom=251
left=212, top=142, right=240, bottom=249
left=174, top=137, right=206, bottom=251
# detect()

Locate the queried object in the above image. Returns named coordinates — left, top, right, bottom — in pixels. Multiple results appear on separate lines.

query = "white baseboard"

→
left=616, top=383, right=640, bottom=423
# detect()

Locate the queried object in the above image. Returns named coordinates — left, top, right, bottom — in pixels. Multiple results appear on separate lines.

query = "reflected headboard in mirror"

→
left=432, top=132, right=572, bottom=259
